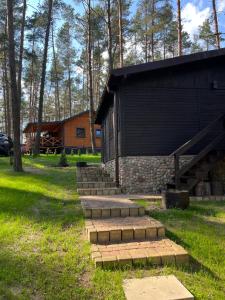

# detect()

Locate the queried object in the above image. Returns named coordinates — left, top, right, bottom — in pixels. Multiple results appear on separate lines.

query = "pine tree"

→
left=199, top=19, right=216, bottom=51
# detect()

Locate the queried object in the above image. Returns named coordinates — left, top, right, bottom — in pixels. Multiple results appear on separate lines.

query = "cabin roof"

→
left=23, top=110, right=90, bottom=133
left=95, top=48, right=225, bottom=124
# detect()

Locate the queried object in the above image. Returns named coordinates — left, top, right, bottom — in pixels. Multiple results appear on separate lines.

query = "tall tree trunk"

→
left=87, top=0, right=96, bottom=154
left=17, top=0, right=26, bottom=103
left=4, top=21, right=11, bottom=137
left=212, top=0, right=220, bottom=49
left=118, top=0, right=123, bottom=67
left=144, top=2, right=148, bottom=63
left=2, top=70, right=8, bottom=134
left=33, top=0, right=53, bottom=155
left=3, top=50, right=11, bottom=137
left=177, top=0, right=182, bottom=56
left=151, top=0, right=155, bottom=61
left=68, top=67, right=72, bottom=117
left=51, top=22, right=60, bottom=120
left=107, top=0, right=113, bottom=71
left=6, top=0, right=23, bottom=171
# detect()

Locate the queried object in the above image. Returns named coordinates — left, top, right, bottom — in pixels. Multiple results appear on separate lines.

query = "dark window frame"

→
left=76, top=127, right=86, bottom=138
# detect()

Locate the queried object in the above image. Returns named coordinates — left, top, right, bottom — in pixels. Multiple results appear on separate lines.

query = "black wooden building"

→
left=96, top=49, right=225, bottom=195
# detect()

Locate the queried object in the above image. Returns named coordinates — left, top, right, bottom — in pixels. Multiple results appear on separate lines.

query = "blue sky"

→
left=27, top=0, right=225, bottom=46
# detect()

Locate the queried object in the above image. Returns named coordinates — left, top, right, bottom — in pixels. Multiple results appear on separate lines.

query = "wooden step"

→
left=77, top=182, right=116, bottom=189
left=78, top=187, right=123, bottom=196
left=91, top=238, right=189, bottom=268
left=86, top=217, right=165, bottom=244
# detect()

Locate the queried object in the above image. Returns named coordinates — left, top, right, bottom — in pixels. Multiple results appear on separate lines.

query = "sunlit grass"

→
left=0, top=155, right=224, bottom=299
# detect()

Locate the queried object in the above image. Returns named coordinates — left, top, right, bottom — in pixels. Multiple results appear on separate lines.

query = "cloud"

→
left=218, top=0, right=225, bottom=11
left=182, top=2, right=210, bottom=39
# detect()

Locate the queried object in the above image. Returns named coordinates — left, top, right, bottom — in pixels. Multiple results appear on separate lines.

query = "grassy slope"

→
left=0, top=155, right=225, bottom=300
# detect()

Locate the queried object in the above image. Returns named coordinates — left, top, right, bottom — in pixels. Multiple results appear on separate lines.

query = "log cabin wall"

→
left=63, top=112, right=101, bottom=149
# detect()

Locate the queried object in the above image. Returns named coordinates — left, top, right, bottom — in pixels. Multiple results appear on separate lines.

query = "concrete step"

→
left=78, top=187, right=123, bottom=196
left=86, top=217, right=165, bottom=244
left=91, top=238, right=189, bottom=268
left=77, top=182, right=117, bottom=189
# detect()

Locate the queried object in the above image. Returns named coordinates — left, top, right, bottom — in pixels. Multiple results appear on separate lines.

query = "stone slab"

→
left=123, top=275, right=194, bottom=300
left=86, top=216, right=165, bottom=243
left=91, top=238, right=189, bottom=268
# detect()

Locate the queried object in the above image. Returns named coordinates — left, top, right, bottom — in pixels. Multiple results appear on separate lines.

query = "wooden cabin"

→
left=96, top=48, right=225, bottom=195
left=24, top=111, right=101, bottom=153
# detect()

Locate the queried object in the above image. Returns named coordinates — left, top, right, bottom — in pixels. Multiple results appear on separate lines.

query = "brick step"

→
left=77, top=176, right=113, bottom=183
left=77, top=168, right=107, bottom=176
left=91, top=238, right=189, bottom=268
left=77, top=182, right=117, bottom=189
left=86, top=217, right=165, bottom=244
left=78, top=187, right=123, bottom=196
left=83, top=206, right=145, bottom=219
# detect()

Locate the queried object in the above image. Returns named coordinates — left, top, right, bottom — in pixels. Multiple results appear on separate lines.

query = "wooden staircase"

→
left=168, top=113, right=225, bottom=192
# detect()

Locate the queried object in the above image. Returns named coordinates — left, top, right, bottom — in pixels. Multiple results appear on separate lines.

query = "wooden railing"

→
left=26, top=137, right=63, bottom=149
left=171, top=113, right=225, bottom=188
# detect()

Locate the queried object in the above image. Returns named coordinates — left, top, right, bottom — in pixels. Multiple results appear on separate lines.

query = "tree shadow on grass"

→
left=0, top=186, right=83, bottom=226
left=0, top=244, right=91, bottom=299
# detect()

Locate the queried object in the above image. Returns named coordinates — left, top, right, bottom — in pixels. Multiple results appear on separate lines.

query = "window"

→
left=96, top=129, right=102, bottom=138
left=76, top=128, right=85, bottom=138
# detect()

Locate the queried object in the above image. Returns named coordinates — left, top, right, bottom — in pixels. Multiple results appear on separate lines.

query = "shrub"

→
left=58, top=149, right=69, bottom=167
left=77, top=149, right=81, bottom=156
left=46, top=148, right=50, bottom=156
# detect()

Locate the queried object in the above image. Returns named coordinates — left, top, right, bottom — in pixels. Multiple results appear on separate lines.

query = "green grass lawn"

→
left=0, top=155, right=225, bottom=300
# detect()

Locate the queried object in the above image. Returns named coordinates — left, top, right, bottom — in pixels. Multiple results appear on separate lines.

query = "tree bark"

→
left=6, top=0, right=23, bottom=171
left=51, top=22, right=60, bottom=120
left=33, top=0, right=53, bottom=155
left=68, top=67, right=72, bottom=117
left=18, top=0, right=26, bottom=103
left=87, top=0, right=96, bottom=154
left=151, top=0, right=155, bottom=61
left=212, top=0, right=220, bottom=49
left=107, top=0, right=113, bottom=71
left=177, top=0, right=182, bottom=56
left=118, top=0, right=123, bottom=67
left=3, top=50, right=11, bottom=137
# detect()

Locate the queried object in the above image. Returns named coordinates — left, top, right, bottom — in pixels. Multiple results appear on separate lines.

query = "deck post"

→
left=174, top=154, right=180, bottom=189
left=113, top=92, right=120, bottom=187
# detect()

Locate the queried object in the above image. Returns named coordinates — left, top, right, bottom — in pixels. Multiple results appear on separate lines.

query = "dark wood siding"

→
left=103, top=105, right=115, bottom=162
left=119, top=58, right=225, bottom=156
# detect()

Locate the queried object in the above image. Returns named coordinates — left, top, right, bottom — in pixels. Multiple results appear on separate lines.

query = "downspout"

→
left=113, top=91, right=120, bottom=187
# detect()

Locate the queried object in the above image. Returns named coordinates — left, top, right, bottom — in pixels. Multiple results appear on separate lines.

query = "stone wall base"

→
left=103, top=156, right=193, bottom=194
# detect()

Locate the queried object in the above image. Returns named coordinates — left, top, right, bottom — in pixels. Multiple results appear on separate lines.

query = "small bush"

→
left=58, top=150, right=69, bottom=167
left=46, top=148, right=51, bottom=156
left=77, top=149, right=81, bottom=156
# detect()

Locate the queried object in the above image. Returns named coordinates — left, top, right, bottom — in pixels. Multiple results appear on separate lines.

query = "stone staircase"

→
left=77, top=166, right=122, bottom=195
left=77, top=165, right=189, bottom=269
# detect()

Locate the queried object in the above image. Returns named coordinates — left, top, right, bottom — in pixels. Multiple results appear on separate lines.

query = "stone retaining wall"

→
left=103, top=156, right=193, bottom=194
